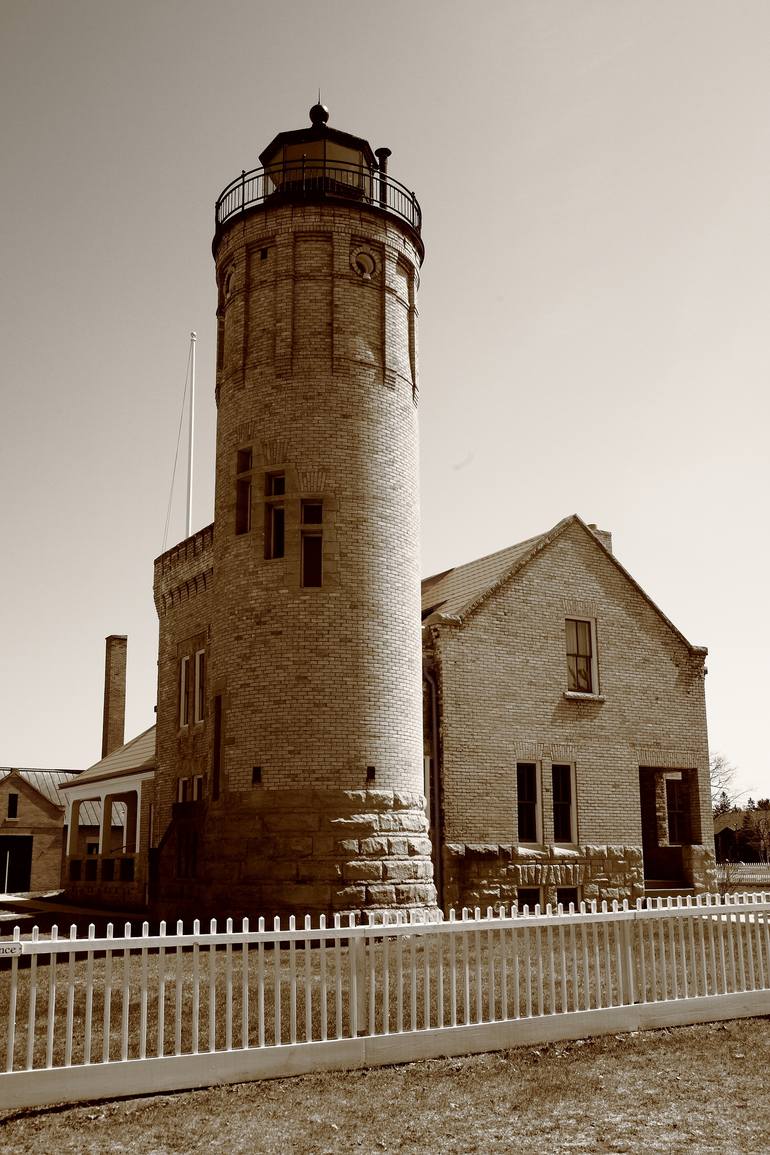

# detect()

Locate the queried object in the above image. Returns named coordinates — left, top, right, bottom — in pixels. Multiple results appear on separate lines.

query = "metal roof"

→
left=0, top=769, right=105, bottom=826
left=421, top=531, right=548, bottom=621
left=421, top=514, right=705, bottom=656
left=60, top=725, right=156, bottom=789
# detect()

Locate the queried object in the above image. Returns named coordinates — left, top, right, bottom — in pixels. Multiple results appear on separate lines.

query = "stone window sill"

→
left=563, top=691, right=606, bottom=703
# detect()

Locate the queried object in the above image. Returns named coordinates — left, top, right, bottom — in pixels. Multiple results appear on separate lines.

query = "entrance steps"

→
left=644, top=879, right=695, bottom=900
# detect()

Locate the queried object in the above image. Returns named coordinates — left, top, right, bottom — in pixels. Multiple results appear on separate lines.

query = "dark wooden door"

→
left=0, top=835, right=33, bottom=893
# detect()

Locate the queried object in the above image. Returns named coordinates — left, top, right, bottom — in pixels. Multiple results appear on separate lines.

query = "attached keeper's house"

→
left=422, top=514, right=715, bottom=911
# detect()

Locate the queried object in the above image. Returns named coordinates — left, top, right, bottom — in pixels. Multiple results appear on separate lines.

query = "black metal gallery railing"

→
left=215, top=159, right=421, bottom=237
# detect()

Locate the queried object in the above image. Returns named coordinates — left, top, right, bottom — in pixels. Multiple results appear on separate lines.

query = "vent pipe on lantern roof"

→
left=375, top=147, right=391, bottom=208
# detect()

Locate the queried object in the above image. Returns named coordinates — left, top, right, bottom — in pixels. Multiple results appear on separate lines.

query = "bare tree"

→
left=710, top=752, right=740, bottom=813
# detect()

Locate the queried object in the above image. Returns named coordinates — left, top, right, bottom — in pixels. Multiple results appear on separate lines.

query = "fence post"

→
left=620, top=904, right=636, bottom=1005
left=350, top=922, right=368, bottom=1036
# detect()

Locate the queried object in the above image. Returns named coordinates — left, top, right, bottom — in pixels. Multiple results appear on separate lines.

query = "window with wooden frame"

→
left=666, top=775, right=690, bottom=845
left=565, top=619, right=597, bottom=694
left=517, top=762, right=540, bottom=844
left=265, top=472, right=285, bottom=559
left=178, top=655, right=191, bottom=728
left=235, top=448, right=253, bottom=535
left=300, top=499, right=323, bottom=588
left=552, top=763, right=576, bottom=843
left=7, top=792, right=18, bottom=819
left=193, top=649, right=206, bottom=723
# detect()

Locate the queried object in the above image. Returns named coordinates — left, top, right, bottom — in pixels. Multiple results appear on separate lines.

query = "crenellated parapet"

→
left=153, top=524, right=215, bottom=615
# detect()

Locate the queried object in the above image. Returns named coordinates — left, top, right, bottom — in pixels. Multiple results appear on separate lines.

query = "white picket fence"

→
left=718, top=863, right=770, bottom=886
left=2, top=893, right=770, bottom=1110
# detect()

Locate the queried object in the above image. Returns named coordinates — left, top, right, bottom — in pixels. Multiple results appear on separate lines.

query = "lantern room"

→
left=259, top=102, right=377, bottom=199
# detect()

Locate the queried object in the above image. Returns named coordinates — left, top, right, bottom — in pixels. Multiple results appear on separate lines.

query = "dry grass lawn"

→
left=1, top=1016, right=768, bottom=1154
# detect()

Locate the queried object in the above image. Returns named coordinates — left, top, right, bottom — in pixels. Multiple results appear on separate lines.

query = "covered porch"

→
left=60, top=726, right=156, bottom=909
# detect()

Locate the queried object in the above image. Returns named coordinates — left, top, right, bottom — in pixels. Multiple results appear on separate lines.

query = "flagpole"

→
left=186, top=331, right=196, bottom=538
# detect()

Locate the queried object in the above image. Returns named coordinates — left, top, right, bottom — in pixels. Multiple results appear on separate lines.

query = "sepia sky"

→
left=1, top=0, right=768, bottom=802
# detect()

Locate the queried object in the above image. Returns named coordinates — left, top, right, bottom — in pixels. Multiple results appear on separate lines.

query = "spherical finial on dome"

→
left=309, top=102, right=330, bottom=126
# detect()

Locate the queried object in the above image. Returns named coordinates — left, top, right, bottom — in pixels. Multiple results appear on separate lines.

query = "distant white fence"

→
left=2, top=893, right=770, bottom=1110
left=718, top=864, right=770, bottom=886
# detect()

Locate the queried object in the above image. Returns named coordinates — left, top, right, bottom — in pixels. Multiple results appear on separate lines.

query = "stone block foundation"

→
left=442, top=842, right=717, bottom=911
left=443, top=844, right=646, bottom=911
left=155, top=788, right=437, bottom=923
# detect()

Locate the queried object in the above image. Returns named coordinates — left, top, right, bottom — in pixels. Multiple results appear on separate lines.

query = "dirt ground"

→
left=1, top=1016, right=768, bottom=1154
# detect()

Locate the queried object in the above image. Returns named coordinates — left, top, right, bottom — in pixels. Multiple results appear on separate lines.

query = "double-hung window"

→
left=517, top=762, right=540, bottom=844
left=552, top=763, right=576, bottom=843
left=565, top=619, right=596, bottom=694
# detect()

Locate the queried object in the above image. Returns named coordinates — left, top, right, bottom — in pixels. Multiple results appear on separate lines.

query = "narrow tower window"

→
left=235, top=448, right=253, bottom=535
left=179, top=655, right=191, bottom=728
left=301, top=500, right=323, bottom=587
left=265, top=472, right=285, bottom=559
left=194, top=649, right=206, bottom=723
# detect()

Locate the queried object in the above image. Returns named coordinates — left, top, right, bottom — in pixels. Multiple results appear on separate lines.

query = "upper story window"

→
left=179, top=648, right=206, bottom=729
left=565, top=619, right=596, bottom=694
left=552, top=763, right=576, bottom=843
left=194, top=649, right=206, bottom=723
left=265, top=472, right=285, bottom=559
left=7, top=792, right=18, bottom=819
left=235, top=448, right=253, bottom=535
left=301, top=500, right=323, bottom=587
left=516, top=762, right=540, bottom=844
left=179, top=655, right=191, bottom=728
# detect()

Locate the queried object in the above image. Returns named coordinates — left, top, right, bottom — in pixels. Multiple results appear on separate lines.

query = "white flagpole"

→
left=186, top=331, right=196, bottom=538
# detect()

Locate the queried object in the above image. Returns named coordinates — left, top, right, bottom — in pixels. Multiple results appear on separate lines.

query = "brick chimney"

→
left=102, top=635, right=127, bottom=758
left=587, top=523, right=613, bottom=554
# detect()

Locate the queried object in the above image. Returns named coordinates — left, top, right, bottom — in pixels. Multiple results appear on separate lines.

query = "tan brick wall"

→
left=153, top=526, right=214, bottom=840
left=150, top=196, right=435, bottom=919
left=429, top=520, right=714, bottom=906
left=209, top=203, right=424, bottom=799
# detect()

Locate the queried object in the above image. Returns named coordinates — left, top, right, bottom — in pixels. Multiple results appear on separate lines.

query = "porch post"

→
left=66, top=799, right=82, bottom=855
left=99, top=793, right=114, bottom=855
left=124, top=792, right=139, bottom=855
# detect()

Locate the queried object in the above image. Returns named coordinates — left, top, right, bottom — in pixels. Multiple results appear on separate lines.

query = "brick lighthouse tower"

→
left=154, top=104, right=436, bottom=921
